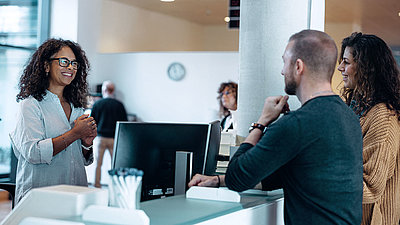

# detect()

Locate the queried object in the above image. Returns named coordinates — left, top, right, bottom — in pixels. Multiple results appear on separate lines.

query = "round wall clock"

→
left=167, top=62, right=186, bottom=81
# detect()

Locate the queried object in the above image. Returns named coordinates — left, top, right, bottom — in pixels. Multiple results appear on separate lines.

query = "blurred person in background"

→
left=217, top=81, right=238, bottom=132
left=91, top=80, right=127, bottom=188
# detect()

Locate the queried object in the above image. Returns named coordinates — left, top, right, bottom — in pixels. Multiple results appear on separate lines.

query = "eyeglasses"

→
left=50, top=57, right=79, bottom=70
left=219, top=91, right=234, bottom=97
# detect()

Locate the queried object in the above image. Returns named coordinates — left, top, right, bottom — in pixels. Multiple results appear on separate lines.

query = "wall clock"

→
left=167, top=62, right=186, bottom=81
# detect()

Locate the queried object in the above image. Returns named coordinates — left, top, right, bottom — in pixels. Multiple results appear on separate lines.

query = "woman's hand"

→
left=73, top=114, right=97, bottom=139
left=81, top=133, right=96, bottom=147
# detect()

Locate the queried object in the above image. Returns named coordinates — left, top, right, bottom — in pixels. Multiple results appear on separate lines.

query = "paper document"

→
left=186, top=186, right=240, bottom=202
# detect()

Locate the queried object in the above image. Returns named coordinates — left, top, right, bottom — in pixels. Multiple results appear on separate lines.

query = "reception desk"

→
left=2, top=186, right=284, bottom=225
left=140, top=190, right=284, bottom=225
left=70, top=189, right=284, bottom=225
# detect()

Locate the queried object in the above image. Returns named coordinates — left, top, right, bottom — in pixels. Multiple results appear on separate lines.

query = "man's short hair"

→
left=289, top=30, right=338, bottom=80
left=102, top=80, right=115, bottom=94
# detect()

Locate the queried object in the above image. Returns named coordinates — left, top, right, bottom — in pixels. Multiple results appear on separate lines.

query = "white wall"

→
left=50, top=0, right=103, bottom=90
left=50, top=0, right=78, bottom=41
left=94, top=52, right=239, bottom=123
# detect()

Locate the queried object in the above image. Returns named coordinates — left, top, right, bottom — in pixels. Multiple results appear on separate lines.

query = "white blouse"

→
left=222, top=110, right=237, bottom=132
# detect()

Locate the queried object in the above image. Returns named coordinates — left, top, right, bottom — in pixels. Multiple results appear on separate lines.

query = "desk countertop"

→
left=66, top=189, right=284, bottom=225
left=140, top=189, right=283, bottom=225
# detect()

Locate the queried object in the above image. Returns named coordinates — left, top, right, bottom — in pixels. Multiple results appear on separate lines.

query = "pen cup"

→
left=108, top=168, right=143, bottom=210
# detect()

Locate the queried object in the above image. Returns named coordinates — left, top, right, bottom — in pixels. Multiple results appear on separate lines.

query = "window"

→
left=0, top=0, right=49, bottom=178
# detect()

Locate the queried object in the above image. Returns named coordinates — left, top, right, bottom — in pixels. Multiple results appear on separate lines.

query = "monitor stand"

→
left=174, top=151, right=193, bottom=195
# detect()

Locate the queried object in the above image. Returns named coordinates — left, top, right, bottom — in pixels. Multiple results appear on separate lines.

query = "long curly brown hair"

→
left=340, top=32, right=400, bottom=119
left=16, top=38, right=90, bottom=108
left=217, top=81, right=238, bottom=117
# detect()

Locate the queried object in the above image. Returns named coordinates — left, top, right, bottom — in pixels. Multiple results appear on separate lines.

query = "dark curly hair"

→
left=16, top=38, right=90, bottom=108
left=340, top=32, right=400, bottom=119
left=217, top=81, right=238, bottom=117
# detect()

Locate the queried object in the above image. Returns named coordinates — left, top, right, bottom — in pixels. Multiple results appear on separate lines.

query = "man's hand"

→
left=188, top=174, right=221, bottom=188
left=257, top=95, right=289, bottom=126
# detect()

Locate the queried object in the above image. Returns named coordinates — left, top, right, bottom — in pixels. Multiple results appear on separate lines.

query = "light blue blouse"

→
left=9, top=90, right=93, bottom=203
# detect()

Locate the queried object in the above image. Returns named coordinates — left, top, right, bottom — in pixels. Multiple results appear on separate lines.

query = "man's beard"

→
left=284, top=74, right=297, bottom=95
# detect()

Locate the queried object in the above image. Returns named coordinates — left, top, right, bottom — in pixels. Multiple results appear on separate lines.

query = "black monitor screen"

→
left=112, top=121, right=221, bottom=201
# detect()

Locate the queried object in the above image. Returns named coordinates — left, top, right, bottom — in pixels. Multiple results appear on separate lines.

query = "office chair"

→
left=0, top=183, right=15, bottom=208
left=0, top=147, right=17, bottom=208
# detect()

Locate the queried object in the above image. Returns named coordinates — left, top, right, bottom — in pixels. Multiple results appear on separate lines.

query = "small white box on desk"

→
left=1, top=185, right=108, bottom=225
left=82, top=205, right=149, bottom=225
left=19, top=217, right=84, bottom=225
left=186, top=186, right=240, bottom=202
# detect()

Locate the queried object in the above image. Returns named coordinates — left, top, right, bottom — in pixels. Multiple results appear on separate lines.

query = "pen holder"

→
left=108, top=168, right=143, bottom=210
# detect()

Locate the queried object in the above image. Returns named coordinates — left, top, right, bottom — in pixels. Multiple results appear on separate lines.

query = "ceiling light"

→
left=398, top=11, right=400, bottom=16
left=224, top=17, right=230, bottom=22
left=160, top=0, right=175, bottom=2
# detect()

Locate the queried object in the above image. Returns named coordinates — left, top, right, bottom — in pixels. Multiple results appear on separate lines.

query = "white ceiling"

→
left=111, top=0, right=400, bottom=46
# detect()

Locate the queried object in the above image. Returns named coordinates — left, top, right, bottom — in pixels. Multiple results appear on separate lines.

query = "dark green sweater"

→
left=225, top=95, right=363, bottom=225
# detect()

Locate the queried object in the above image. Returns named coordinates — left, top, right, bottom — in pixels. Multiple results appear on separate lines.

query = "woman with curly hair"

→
left=217, top=81, right=238, bottom=131
left=338, top=32, right=400, bottom=224
left=9, top=38, right=97, bottom=204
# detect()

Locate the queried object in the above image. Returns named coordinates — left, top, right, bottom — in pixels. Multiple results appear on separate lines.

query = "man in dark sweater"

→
left=189, top=30, right=363, bottom=224
left=91, top=80, right=127, bottom=188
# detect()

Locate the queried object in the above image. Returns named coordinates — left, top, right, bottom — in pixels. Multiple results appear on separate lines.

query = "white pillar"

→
left=76, top=0, right=103, bottom=86
left=237, top=0, right=325, bottom=138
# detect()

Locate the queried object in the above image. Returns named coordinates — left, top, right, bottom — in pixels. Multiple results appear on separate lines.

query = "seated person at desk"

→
left=189, top=30, right=363, bottom=225
left=217, top=81, right=238, bottom=132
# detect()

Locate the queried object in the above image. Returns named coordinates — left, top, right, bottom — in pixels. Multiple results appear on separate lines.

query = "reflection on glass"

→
left=0, top=1, right=38, bottom=49
left=0, top=0, right=39, bottom=177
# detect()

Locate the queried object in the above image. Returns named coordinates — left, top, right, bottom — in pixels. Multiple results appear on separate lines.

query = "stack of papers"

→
left=186, top=186, right=241, bottom=202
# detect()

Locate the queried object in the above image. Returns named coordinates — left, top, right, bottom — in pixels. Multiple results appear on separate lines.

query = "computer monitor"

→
left=112, top=121, right=221, bottom=201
